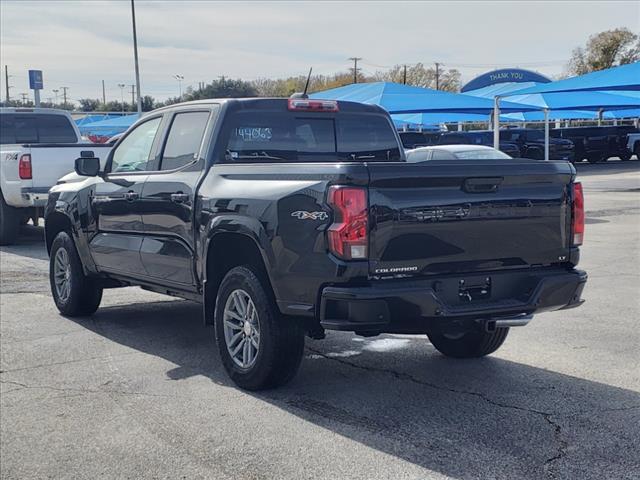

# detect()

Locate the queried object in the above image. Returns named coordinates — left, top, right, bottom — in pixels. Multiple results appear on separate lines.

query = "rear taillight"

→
left=327, top=186, right=368, bottom=260
left=288, top=98, right=339, bottom=112
left=572, top=182, right=584, bottom=246
left=19, top=154, right=32, bottom=179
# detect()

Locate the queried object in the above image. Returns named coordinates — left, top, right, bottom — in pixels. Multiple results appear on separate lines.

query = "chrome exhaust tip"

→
left=484, top=315, right=533, bottom=332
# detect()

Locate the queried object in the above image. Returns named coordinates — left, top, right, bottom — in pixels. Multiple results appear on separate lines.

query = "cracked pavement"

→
left=1, top=161, right=639, bottom=479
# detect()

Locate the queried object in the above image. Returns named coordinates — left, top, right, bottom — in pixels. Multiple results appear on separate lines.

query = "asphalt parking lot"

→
left=1, top=160, right=639, bottom=480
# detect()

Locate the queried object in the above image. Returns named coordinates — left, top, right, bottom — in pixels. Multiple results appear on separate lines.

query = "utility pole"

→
left=131, top=0, right=142, bottom=113
left=348, top=57, right=362, bottom=84
left=20, top=93, right=28, bottom=105
left=434, top=62, right=441, bottom=90
left=4, top=65, right=10, bottom=103
left=130, top=84, right=136, bottom=107
left=403, top=65, right=407, bottom=85
left=118, top=84, right=126, bottom=113
left=102, top=80, right=106, bottom=106
left=60, top=87, right=69, bottom=108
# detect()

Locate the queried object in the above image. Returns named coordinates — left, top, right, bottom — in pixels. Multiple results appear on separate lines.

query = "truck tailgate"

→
left=27, top=144, right=111, bottom=189
left=367, top=160, right=575, bottom=277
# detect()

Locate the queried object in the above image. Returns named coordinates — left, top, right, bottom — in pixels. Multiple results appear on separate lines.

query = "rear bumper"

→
left=20, top=187, right=50, bottom=207
left=320, top=268, right=587, bottom=334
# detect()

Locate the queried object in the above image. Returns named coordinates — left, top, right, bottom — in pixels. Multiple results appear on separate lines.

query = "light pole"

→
left=52, top=89, right=59, bottom=104
left=131, top=0, right=142, bottom=113
left=173, top=74, right=184, bottom=100
left=118, top=83, right=126, bottom=113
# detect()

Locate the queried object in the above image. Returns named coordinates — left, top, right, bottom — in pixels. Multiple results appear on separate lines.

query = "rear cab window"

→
left=221, top=110, right=401, bottom=163
left=0, top=113, right=78, bottom=144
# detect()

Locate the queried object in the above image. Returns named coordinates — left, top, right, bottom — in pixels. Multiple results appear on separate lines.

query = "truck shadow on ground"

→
left=0, top=224, right=48, bottom=262
left=66, top=298, right=640, bottom=480
left=574, top=158, right=640, bottom=176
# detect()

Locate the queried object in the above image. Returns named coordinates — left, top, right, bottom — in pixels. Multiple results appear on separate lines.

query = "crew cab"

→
left=499, top=128, right=575, bottom=161
left=45, top=98, right=587, bottom=390
left=0, top=108, right=112, bottom=244
left=550, top=125, right=638, bottom=163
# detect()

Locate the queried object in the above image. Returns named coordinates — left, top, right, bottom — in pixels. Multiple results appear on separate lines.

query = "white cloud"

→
left=1, top=0, right=638, bottom=103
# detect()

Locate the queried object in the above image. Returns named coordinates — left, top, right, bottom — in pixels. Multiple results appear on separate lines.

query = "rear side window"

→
left=223, top=112, right=401, bottom=162
left=0, top=114, right=77, bottom=144
left=160, top=111, right=210, bottom=171
left=337, top=116, right=400, bottom=160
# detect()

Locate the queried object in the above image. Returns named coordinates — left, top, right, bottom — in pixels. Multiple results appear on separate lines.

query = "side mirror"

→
left=74, top=156, right=100, bottom=177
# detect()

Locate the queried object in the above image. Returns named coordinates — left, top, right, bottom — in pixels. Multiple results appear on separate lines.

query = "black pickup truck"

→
left=45, top=98, right=587, bottom=390
left=550, top=125, right=638, bottom=163
left=499, top=128, right=575, bottom=161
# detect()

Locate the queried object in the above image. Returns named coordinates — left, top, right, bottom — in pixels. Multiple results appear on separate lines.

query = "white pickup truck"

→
left=0, top=108, right=112, bottom=245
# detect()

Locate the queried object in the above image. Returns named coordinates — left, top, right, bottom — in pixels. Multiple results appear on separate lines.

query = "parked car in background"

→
left=406, top=144, right=514, bottom=162
left=626, top=132, right=640, bottom=160
left=398, top=131, right=440, bottom=149
left=499, top=128, right=575, bottom=161
left=550, top=125, right=638, bottom=163
left=45, top=98, right=587, bottom=390
left=0, top=108, right=112, bottom=244
left=436, top=131, right=520, bottom=158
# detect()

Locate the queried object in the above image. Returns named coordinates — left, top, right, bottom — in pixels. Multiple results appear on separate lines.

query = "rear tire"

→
left=0, top=193, right=19, bottom=246
left=49, top=231, right=103, bottom=317
left=427, top=327, right=509, bottom=358
left=214, top=266, right=305, bottom=390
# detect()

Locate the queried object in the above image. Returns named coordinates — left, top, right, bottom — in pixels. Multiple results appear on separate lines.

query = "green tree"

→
left=78, top=98, right=102, bottom=112
left=566, top=28, right=640, bottom=75
left=186, top=77, right=257, bottom=100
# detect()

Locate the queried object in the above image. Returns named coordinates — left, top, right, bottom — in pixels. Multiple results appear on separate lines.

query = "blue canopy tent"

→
left=309, top=82, right=536, bottom=114
left=463, top=81, right=541, bottom=99
left=506, top=62, right=640, bottom=95
left=491, top=67, right=640, bottom=158
left=78, top=114, right=140, bottom=140
left=465, top=82, right=631, bottom=122
left=392, top=112, right=490, bottom=126
left=75, top=114, right=120, bottom=126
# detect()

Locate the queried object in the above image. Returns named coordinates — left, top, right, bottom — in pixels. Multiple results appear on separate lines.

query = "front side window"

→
left=110, top=117, right=162, bottom=173
left=160, top=111, right=210, bottom=171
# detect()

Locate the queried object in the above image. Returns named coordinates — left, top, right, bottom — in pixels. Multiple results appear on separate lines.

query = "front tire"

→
left=214, top=266, right=305, bottom=390
left=49, top=231, right=103, bottom=317
left=427, top=327, right=509, bottom=358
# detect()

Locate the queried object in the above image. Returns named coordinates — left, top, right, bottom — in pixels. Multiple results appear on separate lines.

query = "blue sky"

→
left=1, top=1, right=638, bottom=104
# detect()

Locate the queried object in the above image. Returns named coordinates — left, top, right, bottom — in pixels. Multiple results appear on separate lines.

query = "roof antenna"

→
left=290, top=67, right=313, bottom=99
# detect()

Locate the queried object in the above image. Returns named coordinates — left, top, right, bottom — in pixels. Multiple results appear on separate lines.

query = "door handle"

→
left=124, top=191, right=139, bottom=201
left=170, top=193, right=190, bottom=204
left=463, top=177, right=503, bottom=193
